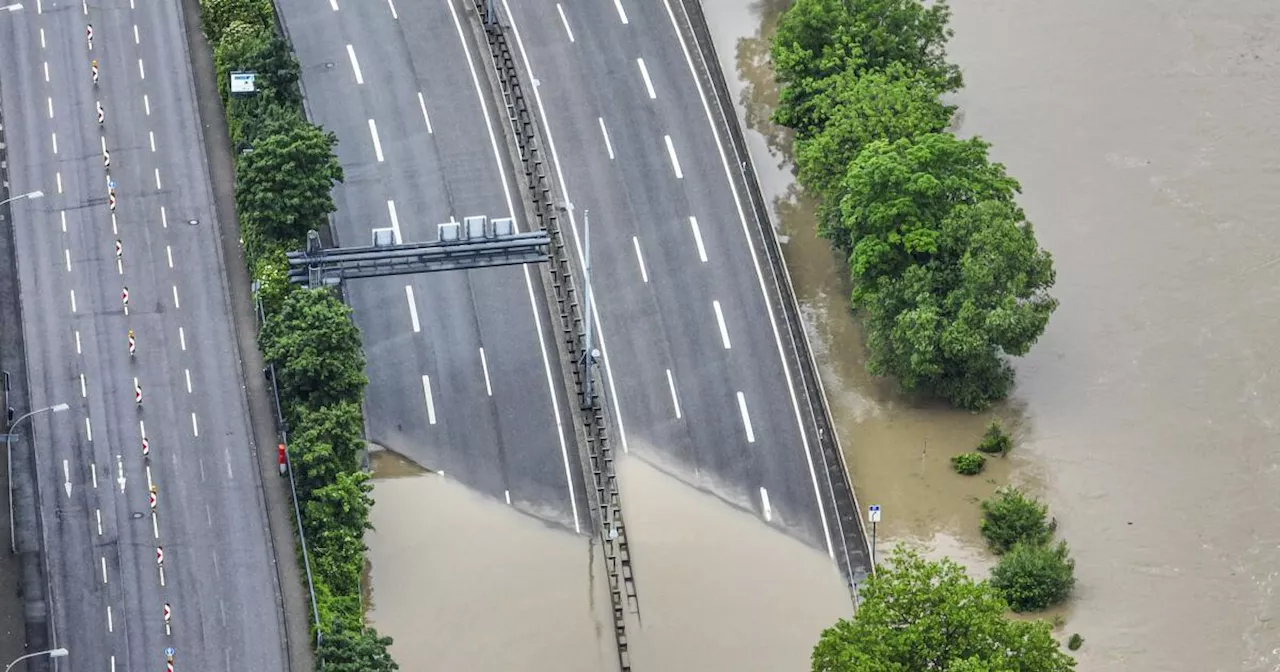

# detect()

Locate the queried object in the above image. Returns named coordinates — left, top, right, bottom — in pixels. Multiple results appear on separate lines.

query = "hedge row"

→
left=771, top=0, right=1059, bottom=410
left=198, top=0, right=396, bottom=668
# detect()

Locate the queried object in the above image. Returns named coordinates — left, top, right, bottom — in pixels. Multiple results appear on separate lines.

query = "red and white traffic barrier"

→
left=141, top=436, right=149, bottom=455
left=96, top=101, right=104, bottom=124
left=156, top=546, right=164, bottom=565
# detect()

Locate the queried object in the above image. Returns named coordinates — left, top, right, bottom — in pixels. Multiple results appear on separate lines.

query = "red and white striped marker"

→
left=149, top=489, right=156, bottom=509
left=108, top=189, right=116, bottom=211
left=91, top=62, right=98, bottom=84
left=134, top=380, right=142, bottom=405
left=96, top=101, right=104, bottom=124
left=163, top=602, right=171, bottom=635
left=128, top=333, right=136, bottom=356
left=121, top=287, right=129, bottom=307
left=167, top=663, right=173, bottom=672
left=85, top=24, right=93, bottom=47
left=115, top=240, right=122, bottom=258
left=156, top=546, right=164, bottom=565
left=102, top=148, right=110, bottom=168
left=141, top=436, right=149, bottom=455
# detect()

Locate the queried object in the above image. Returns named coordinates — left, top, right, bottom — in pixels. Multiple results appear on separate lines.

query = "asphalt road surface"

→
left=274, top=0, right=588, bottom=532
left=500, top=0, right=839, bottom=554
left=0, top=0, right=286, bottom=669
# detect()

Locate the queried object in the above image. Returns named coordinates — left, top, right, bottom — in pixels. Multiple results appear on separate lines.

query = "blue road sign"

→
left=868, top=504, right=881, bottom=523
left=108, top=178, right=117, bottom=190
left=165, top=647, right=175, bottom=657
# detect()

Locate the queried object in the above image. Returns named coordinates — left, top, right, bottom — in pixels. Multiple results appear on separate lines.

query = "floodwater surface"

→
left=700, top=0, right=1280, bottom=669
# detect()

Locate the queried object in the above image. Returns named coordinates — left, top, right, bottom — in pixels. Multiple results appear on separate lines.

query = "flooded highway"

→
left=703, top=0, right=1280, bottom=669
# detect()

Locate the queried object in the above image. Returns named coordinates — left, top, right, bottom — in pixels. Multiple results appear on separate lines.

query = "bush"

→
left=980, top=486, right=1054, bottom=554
left=990, top=541, right=1076, bottom=611
left=261, top=289, right=367, bottom=408
left=1067, top=633, right=1084, bottom=651
left=950, top=452, right=985, bottom=475
left=977, top=419, right=1012, bottom=454
left=201, top=0, right=274, bottom=46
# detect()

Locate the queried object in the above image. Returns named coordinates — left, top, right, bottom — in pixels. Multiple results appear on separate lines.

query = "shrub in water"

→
left=977, top=419, right=1012, bottom=454
left=980, top=486, right=1054, bottom=554
left=990, top=540, right=1076, bottom=611
left=951, top=452, right=986, bottom=475
left=1067, top=633, right=1085, bottom=651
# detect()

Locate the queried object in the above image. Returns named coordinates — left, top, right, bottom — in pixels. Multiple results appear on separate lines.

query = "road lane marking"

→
left=155, top=168, right=162, bottom=190
left=421, top=375, right=436, bottom=425
left=137, top=58, right=144, bottom=79
left=661, top=0, right=835, bottom=558
left=632, top=236, right=649, bottom=283
left=185, top=369, right=192, bottom=393
left=146, top=464, right=152, bottom=490
left=666, top=368, right=681, bottom=418
left=91, top=464, right=98, bottom=488
left=405, top=285, right=420, bottom=332
left=386, top=199, right=402, bottom=243
left=387, top=0, right=397, bottom=18
left=151, top=512, right=159, bottom=538
left=116, top=258, right=122, bottom=275
left=636, top=58, right=655, bottom=98
left=166, top=245, right=172, bottom=268
left=75, top=331, right=81, bottom=354
left=111, top=212, right=117, bottom=235
left=664, top=134, right=683, bottom=179
left=346, top=44, right=364, bottom=84
left=555, top=3, right=574, bottom=42
left=64, top=249, right=70, bottom=271
left=101, top=556, right=107, bottom=583
left=760, top=486, right=772, bottom=520
left=42, top=61, right=48, bottom=81
left=39, top=28, right=44, bottom=48
left=159, top=566, right=165, bottom=586
left=597, top=117, right=614, bottom=160
left=479, top=347, right=492, bottom=396
left=368, top=119, right=384, bottom=161
left=50, top=132, right=56, bottom=154
left=179, top=326, right=186, bottom=350
left=417, top=92, right=433, bottom=133
left=62, top=459, right=70, bottom=498
left=612, top=0, right=628, bottom=23
left=69, top=289, right=76, bottom=313
left=110, top=655, right=115, bottom=672
left=95, top=508, right=101, bottom=534
left=689, top=216, right=708, bottom=262
left=191, top=412, right=198, bottom=437
left=55, top=172, right=61, bottom=193
left=449, top=0, right=580, bottom=532
left=79, top=373, right=86, bottom=397
left=736, top=391, right=755, bottom=443
left=100, top=136, right=106, bottom=153
left=143, top=94, right=150, bottom=115
left=172, top=285, right=180, bottom=308
left=60, top=210, right=66, bottom=232
left=46, top=96, right=52, bottom=118
left=160, top=205, right=167, bottom=228
left=133, top=24, right=138, bottom=44
left=505, top=490, right=511, bottom=505
left=712, top=299, right=731, bottom=349
left=106, top=605, right=112, bottom=632
left=328, top=0, right=336, bottom=9
left=149, top=130, right=155, bottom=152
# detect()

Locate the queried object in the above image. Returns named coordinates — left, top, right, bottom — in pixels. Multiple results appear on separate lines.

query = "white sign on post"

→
left=868, top=504, right=881, bottom=523
left=229, top=72, right=257, bottom=94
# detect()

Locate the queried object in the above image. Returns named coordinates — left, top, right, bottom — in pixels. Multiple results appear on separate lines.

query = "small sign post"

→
left=868, top=505, right=881, bottom=567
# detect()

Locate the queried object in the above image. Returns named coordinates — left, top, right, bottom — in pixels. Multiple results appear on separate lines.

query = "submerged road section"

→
left=273, top=0, right=588, bottom=531
left=0, top=0, right=286, bottom=669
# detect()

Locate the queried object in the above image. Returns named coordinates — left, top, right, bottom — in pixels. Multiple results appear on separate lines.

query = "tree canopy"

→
left=980, top=486, right=1055, bottom=554
left=811, top=548, right=1075, bottom=672
left=201, top=0, right=273, bottom=47
left=236, top=118, right=343, bottom=247
left=318, top=623, right=399, bottom=672
left=262, top=288, right=367, bottom=408
left=991, top=541, right=1077, bottom=612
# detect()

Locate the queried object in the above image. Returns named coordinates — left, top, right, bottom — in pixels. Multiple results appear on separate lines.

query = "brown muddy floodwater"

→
left=367, top=450, right=850, bottom=671
left=704, top=0, right=1280, bottom=670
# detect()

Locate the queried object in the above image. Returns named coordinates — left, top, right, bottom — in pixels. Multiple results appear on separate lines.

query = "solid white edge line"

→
left=712, top=299, right=731, bottom=349
left=421, top=375, right=436, bottom=425
left=664, top=134, right=683, bottom=179
left=368, top=118, right=384, bottom=161
left=448, top=0, right=580, bottom=534
left=636, top=57, right=656, bottom=99
left=760, top=486, right=772, bottom=521
left=597, top=117, right=614, bottom=160
left=612, top=0, right=628, bottom=24
left=386, top=199, right=402, bottom=243
left=661, top=0, right=834, bottom=559
left=346, top=44, right=364, bottom=84
left=632, top=236, right=648, bottom=283
left=405, top=285, right=421, bottom=332
left=417, top=92, right=434, bottom=133
left=501, top=0, right=630, bottom=458
left=689, top=215, right=708, bottom=262
left=555, top=3, right=574, bottom=42
left=665, top=368, right=681, bottom=419
left=736, top=391, right=755, bottom=443
left=479, top=347, right=492, bottom=396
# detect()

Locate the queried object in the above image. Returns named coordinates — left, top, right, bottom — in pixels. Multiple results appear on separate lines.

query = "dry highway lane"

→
left=0, top=0, right=287, bottom=669
left=274, top=0, right=588, bottom=531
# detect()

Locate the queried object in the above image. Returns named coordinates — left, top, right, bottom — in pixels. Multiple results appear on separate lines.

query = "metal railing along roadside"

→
left=253, top=289, right=324, bottom=653
left=471, top=3, right=637, bottom=670
left=671, top=0, right=874, bottom=595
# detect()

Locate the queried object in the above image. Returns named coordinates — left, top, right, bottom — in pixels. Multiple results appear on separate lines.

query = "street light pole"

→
left=5, top=647, right=68, bottom=671
left=7, top=404, right=69, bottom=553
left=0, top=191, right=44, bottom=208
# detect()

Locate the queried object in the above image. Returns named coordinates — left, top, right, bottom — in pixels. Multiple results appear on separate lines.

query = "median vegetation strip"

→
left=199, top=0, right=396, bottom=668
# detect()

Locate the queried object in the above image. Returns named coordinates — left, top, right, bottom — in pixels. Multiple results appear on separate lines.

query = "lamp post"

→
left=7, top=404, right=69, bottom=553
left=5, top=647, right=68, bottom=671
left=0, top=191, right=44, bottom=208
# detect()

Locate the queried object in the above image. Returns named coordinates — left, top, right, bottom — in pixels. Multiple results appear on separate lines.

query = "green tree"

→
left=303, top=470, right=373, bottom=595
left=858, top=198, right=1056, bottom=409
left=200, top=0, right=273, bottom=47
left=980, top=486, right=1054, bottom=554
left=288, top=401, right=365, bottom=493
left=214, top=25, right=302, bottom=110
left=772, top=0, right=961, bottom=136
left=252, top=243, right=294, bottom=314
left=990, top=541, right=1076, bottom=612
left=318, top=622, right=398, bottom=672
left=236, top=118, right=343, bottom=246
left=811, top=547, right=1074, bottom=671
left=261, top=288, right=367, bottom=408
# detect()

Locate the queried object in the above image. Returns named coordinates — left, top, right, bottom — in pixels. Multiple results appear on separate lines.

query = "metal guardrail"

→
left=470, top=4, right=637, bottom=670
left=671, top=0, right=874, bottom=591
